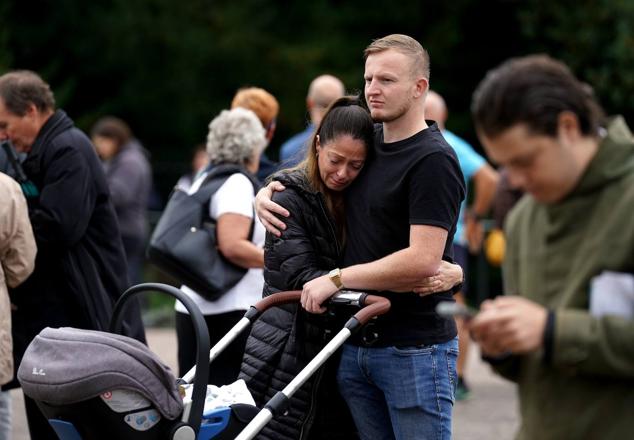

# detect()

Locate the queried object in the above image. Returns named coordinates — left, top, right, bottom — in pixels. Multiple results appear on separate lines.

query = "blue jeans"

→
left=337, top=337, right=458, bottom=440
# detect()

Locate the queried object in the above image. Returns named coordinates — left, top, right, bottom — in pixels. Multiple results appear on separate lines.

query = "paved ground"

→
left=452, top=346, right=520, bottom=439
left=11, top=328, right=519, bottom=439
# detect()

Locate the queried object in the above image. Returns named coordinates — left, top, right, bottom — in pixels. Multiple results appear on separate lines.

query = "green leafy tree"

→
left=1, top=0, right=631, bottom=197
left=518, top=0, right=634, bottom=121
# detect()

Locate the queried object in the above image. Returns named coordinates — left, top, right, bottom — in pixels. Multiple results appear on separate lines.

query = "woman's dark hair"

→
left=297, top=95, right=374, bottom=242
left=91, top=116, right=133, bottom=149
left=472, top=54, right=605, bottom=139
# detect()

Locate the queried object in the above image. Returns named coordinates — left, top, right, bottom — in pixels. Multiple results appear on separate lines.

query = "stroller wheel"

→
left=170, top=423, right=196, bottom=440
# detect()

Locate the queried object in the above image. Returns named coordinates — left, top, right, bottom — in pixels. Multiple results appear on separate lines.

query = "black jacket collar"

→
left=25, top=110, right=74, bottom=176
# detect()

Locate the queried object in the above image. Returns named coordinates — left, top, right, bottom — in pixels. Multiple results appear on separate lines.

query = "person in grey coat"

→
left=91, top=116, right=152, bottom=284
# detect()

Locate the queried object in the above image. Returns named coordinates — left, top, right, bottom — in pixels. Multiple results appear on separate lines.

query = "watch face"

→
left=329, top=268, right=342, bottom=288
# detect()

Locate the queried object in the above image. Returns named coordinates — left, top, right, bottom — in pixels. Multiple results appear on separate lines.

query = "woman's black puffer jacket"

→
left=239, top=169, right=357, bottom=440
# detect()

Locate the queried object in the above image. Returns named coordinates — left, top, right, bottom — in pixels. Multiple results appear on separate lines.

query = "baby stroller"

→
left=18, top=283, right=390, bottom=440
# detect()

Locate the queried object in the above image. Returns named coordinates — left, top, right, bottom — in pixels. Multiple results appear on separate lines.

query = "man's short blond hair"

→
left=231, top=87, right=279, bottom=129
left=364, top=34, right=430, bottom=80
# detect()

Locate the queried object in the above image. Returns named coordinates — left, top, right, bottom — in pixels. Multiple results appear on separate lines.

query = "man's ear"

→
left=413, top=77, right=429, bottom=99
left=24, top=103, right=39, bottom=118
left=557, top=111, right=582, bottom=143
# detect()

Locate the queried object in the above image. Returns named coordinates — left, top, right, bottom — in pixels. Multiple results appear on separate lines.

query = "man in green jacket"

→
left=469, top=54, right=634, bottom=439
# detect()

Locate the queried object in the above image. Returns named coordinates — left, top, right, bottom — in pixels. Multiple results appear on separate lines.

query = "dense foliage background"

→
left=2, top=0, right=633, bottom=198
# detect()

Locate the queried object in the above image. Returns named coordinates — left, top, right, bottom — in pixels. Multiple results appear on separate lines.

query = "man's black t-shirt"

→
left=344, top=122, right=465, bottom=347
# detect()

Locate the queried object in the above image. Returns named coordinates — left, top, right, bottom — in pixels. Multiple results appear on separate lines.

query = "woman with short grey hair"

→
left=175, top=107, right=266, bottom=386
left=206, top=107, right=267, bottom=167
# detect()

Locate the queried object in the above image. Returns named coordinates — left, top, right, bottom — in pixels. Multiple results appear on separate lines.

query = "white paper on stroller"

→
left=181, top=379, right=256, bottom=412
left=100, top=389, right=152, bottom=412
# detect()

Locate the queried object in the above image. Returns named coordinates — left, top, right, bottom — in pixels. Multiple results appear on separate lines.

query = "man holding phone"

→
left=468, top=55, right=634, bottom=438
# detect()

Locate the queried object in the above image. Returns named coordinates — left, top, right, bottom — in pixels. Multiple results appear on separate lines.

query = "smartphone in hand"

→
left=436, top=301, right=478, bottom=320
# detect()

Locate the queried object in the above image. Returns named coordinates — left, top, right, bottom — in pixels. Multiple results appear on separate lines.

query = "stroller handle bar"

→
left=249, top=289, right=385, bottom=322
left=181, top=289, right=390, bottom=385
left=329, top=290, right=368, bottom=307
left=252, top=290, right=302, bottom=312
left=349, top=293, right=391, bottom=326
left=256, top=289, right=390, bottom=327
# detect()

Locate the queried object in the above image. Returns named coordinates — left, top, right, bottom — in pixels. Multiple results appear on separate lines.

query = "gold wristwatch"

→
left=328, top=268, right=344, bottom=289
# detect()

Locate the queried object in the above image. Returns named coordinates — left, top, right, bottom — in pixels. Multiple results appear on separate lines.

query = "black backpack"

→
left=147, top=164, right=259, bottom=300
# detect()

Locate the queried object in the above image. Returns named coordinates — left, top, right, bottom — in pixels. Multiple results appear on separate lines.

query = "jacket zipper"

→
left=316, top=193, right=341, bottom=256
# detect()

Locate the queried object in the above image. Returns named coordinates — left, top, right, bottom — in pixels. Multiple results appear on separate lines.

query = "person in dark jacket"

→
left=0, top=70, right=145, bottom=440
left=239, top=96, right=463, bottom=440
left=91, top=116, right=152, bottom=285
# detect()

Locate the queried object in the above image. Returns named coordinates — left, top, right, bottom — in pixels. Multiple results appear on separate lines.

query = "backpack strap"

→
left=191, top=164, right=260, bottom=240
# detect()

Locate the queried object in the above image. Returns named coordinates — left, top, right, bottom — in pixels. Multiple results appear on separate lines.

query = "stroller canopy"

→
left=18, top=327, right=183, bottom=420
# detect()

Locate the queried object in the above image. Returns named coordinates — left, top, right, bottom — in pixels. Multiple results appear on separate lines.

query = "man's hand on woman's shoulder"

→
left=255, top=181, right=289, bottom=236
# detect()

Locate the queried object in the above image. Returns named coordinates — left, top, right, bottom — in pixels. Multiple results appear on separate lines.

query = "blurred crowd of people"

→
left=0, top=31, right=632, bottom=440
